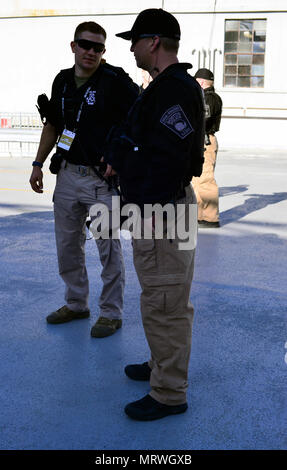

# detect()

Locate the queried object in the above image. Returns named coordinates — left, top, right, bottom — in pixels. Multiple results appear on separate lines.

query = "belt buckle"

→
left=78, top=165, right=88, bottom=177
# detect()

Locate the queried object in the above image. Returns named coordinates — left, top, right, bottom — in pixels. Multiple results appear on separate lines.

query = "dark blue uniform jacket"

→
left=105, top=62, right=205, bottom=209
left=204, top=86, right=222, bottom=135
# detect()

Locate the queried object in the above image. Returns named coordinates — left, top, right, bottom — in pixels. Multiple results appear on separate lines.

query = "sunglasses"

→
left=75, top=39, right=105, bottom=53
left=131, top=34, right=157, bottom=47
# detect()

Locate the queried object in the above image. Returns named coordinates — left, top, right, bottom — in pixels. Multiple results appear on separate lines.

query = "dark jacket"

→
left=105, top=63, right=205, bottom=209
left=48, top=63, right=139, bottom=165
left=204, top=86, right=222, bottom=135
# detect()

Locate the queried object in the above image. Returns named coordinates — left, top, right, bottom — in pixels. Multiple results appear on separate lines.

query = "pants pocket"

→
left=133, top=238, right=157, bottom=273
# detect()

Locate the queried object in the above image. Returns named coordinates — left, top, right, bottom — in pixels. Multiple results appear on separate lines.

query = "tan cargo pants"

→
left=53, top=161, right=125, bottom=319
left=192, top=134, right=219, bottom=223
left=132, top=185, right=196, bottom=405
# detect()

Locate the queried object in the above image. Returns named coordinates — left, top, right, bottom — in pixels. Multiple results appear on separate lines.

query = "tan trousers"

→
left=132, top=185, right=196, bottom=405
left=192, top=134, right=219, bottom=223
left=53, top=163, right=125, bottom=318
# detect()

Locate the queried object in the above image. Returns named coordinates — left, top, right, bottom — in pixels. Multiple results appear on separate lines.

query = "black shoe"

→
left=46, top=305, right=90, bottom=324
left=125, top=394, right=188, bottom=421
left=125, top=362, right=151, bottom=381
left=198, top=220, right=220, bottom=228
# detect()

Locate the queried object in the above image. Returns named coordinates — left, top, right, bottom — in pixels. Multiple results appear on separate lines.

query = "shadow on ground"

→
left=219, top=191, right=287, bottom=226
left=219, top=185, right=249, bottom=197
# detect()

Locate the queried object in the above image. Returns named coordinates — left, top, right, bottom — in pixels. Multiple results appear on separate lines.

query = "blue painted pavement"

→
left=0, top=150, right=286, bottom=450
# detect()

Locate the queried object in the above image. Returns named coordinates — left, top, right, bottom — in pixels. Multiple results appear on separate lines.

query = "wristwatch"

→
left=32, top=161, right=43, bottom=168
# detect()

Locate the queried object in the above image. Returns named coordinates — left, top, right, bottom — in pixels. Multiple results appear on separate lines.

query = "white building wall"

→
left=0, top=0, right=286, bottom=149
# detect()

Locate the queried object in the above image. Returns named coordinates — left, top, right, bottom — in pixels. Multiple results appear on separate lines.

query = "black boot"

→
left=125, top=394, right=188, bottom=421
left=124, top=362, right=151, bottom=381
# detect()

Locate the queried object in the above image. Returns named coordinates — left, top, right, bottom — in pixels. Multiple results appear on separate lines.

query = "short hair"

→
left=74, top=22, right=107, bottom=40
left=160, top=37, right=179, bottom=53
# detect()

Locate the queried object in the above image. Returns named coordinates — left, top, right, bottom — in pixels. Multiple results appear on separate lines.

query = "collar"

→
left=165, top=62, right=193, bottom=71
left=66, top=64, right=104, bottom=89
left=204, top=85, right=215, bottom=93
left=147, top=62, right=192, bottom=89
left=157, top=62, right=192, bottom=78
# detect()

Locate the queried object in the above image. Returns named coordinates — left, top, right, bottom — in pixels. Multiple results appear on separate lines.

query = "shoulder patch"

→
left=160, top=104, right=193, bottom=139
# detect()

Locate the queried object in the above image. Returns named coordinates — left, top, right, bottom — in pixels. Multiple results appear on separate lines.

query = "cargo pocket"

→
left=133, top=239, right=157, bottom=275
left=164, top=284, right=185, bottom=313
left=161, top=238, right=191, bottom=274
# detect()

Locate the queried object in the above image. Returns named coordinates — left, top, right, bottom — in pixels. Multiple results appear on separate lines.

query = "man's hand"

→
left=103, top=163, right=117, bottom=178
left=29, top=166, right=44, bottom=193
left=29, top=122, right=58, bottom=193
left=100, top=157, right=117, bottom=178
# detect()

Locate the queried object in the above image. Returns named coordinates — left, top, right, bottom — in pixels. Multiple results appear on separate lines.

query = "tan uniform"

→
left=132, top=185, right=196, bottom=405
left=53, top=161, right=125, bottom=318
left=192, top=134, right=219, bottom=223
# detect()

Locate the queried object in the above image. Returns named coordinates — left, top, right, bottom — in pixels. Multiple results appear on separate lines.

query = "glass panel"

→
left=225, top=20, right=239, bottom=31
left=252, top=55, right=264, bottom=64
left=253, top=20, right=267, bottom=31
left=254, top=30, right=266, bottom=42
left=253, top=42, right=265, bottom=53
left=238, top=54, right=252, bottom=64
left=240, top=31, right=252, bottom=42
left=225, top=31, right=239, bottom=41
left=224, top=19, right=266, bottom=89
left=252, top=64, right=264, bottom=75
left=225, top=76, right=237, bottom=86
left=225, top=54, right=237, bottom=64
left=240, top=20, right=253, bottom=32
left=238, top=42, right=252, bottom=52
left=251, top=76, right=264, bottom=87
left=238, top=76, right=250, bottom=87
left=238, top=65, right=251, bottom=75
left=225, top=43, right=238, bottom=52
left=225, top=65, right=237, bottom=74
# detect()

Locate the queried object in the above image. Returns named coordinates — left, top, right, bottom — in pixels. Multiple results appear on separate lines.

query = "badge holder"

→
left=57, top=129, right=76, bottom=151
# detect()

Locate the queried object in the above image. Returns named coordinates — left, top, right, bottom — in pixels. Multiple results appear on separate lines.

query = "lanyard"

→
left=61, top=84, right=93, bottom=132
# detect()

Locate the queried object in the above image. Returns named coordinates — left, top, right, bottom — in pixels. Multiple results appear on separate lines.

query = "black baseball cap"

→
left=116, top=8, right=181, bottom=43
left=194, top=68, right=214, bottom=80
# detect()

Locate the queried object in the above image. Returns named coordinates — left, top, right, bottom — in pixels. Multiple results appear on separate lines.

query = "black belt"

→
left=64, top=161, right=100, bottom=177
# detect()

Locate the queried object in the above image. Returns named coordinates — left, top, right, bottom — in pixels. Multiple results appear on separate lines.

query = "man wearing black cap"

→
left=104, top=9, right=205, bottom=420
left=193, top=68, right=222, bottom=227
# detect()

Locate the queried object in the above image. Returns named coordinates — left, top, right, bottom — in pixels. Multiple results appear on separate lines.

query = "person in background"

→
left=139, top=69, right=152, bottom=92
left=192, top=68, right=222, bottom=228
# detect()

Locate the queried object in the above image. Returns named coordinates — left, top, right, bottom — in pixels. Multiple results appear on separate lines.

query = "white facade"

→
left=0, top=0, right=286, bottom=149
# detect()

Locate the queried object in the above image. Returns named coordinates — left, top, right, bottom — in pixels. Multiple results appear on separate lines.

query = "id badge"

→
left=58, top=129, right=76, bottom=151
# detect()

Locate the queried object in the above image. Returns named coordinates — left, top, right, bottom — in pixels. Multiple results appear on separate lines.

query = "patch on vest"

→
left=160, top=104, right=193, bottom=139
left=86, top=90, right=96, bottom=105
left=205, top=103, right=211, bottom=118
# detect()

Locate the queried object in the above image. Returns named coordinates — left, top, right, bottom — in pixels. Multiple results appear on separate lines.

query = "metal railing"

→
left=222, top=106, right=287, bottom=120
left=0, top=106, right=286, bottom=158
left=0, top=140, right=39, bottom=157
left=2, top=104, right=287, bottom=129
left=0, top=113, right=42, bottom=129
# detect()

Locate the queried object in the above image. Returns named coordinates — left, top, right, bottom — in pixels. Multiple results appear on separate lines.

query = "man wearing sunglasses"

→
left=29, top=22, right=138, bottom=337
left=104, top=9, right=205, bottom=420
